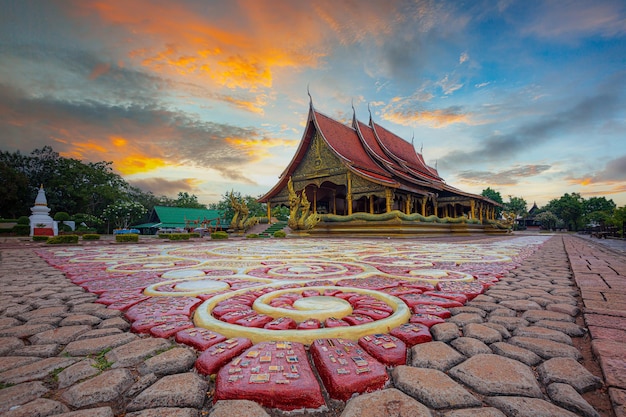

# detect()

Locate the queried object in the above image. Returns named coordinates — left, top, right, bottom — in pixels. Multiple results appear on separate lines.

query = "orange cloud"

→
left=116, top=154, right=168, bottom=175
left=382, top=107, right=471, bottom=128
left=88, top=63, right=111, bottom=80
left=225, top=136, right=297, bottom=161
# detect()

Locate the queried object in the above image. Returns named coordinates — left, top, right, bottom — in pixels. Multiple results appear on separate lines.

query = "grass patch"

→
left=50, top=366, right=66, bottom=382
left=0, top=381, right=14, bottom=389
left=90, top=347, right=114, bottom=371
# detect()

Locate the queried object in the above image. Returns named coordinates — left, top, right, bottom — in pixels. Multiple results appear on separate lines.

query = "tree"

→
left=534, top=211, right=558, bottom=231
left=582, top=197, right=615, bottom=226
left=503, top=196, right=528, bottom=217
left=0, top=160, right=30, bottom=218
left=101, top=201, right=147, bottom=231
left=544, top=193, right=584, bottom=231
left=208, top=192, right=267, bottom=223
left=173, top=192, right=206, bottom=209
left=481, top=188, right=503, bottom=217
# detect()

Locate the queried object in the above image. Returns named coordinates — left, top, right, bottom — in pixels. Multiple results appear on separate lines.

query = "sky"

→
left=1, top=0, right=625, bottom=209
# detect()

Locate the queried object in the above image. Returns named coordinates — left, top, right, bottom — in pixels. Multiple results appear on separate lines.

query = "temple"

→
left=259, top=100, right=504, bottom=236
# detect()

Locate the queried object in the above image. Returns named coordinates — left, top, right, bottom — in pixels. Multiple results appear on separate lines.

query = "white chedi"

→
left=29, top=185, right=58, bottom=236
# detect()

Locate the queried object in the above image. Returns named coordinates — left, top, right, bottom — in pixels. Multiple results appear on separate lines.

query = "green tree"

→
left=208, top=192, right=267, bottom=223
left=582, top=197, right=615, bottom=226
left=101, top=201, right=147, bottom=231
left=173, top=192, right=206, bottom=209
left=544, top=193, right=584, bottom=231
left=0, top=160, right=30, bottom=218
left=534, top=211, right=558, bottom=231
left=481, top=188, right=503, bottom=217
left=503, top=196, right=528, bottom=217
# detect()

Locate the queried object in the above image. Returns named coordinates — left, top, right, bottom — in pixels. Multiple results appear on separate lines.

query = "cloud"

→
left=381, top=94, right=472, bottom=127
left=518, top=0, right=626, bottom=41
left=440, top=92, right=624, bottom=167
left=456, top=164, right=552, bottom=186
left=567, top=154, right=626, bottom=186
left=128, top=177, right=199, bottom=196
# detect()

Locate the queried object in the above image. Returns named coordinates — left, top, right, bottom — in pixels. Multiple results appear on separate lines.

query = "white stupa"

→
left=29, top=185, right=58, bottom=236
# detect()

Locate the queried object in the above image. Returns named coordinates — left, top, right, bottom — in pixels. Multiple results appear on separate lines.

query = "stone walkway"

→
left=0, top=234, right=623, bottom=417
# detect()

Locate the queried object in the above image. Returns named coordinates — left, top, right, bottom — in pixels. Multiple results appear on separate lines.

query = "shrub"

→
left=246, top=233, right=259, bottom=239
left=32, top=235, right=49, bottom=242
left=47, top=235, right=79, bottom=244
left=167, top=233, right=190, bottom=241
left=0, top=228, right=15, bottom=234
left=53, top=212, right=71, bottom=222
left=12, top=225, right=30, bottom=236
left=17, top=216, right=30, bottom=225
left=157, top=233, right=170, bottom=239
left=82, top=234, right=101, bottom=240
left=188, top=232, right=200, bottom=238
left=115, top=234, right=139, bottom=243
left=273, top=230, right=287, bottom=238
left=211, top=231, right=229, bottom=240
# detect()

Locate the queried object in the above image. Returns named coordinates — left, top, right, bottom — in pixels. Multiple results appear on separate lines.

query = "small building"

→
left=259, top=100, right=503, bottom=236
left=133, top=206, right=225, bottom=235
left=517, top=202, right=541, bottom=230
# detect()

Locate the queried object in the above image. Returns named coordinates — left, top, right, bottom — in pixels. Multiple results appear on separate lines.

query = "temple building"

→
left=259, top=100, right=503, bottom=235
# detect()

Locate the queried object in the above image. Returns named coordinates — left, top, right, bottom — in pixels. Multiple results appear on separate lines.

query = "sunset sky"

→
left=1, top=0, right=625, bottom=208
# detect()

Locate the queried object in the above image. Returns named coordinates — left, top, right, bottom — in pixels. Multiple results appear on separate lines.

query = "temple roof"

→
left=260, top=101, right=499, bottom=206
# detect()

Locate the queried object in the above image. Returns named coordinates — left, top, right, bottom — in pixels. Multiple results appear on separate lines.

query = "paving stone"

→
left=410, top=341, right=466, bottom=371
left=0, top=323, right=55, bottom=338
left=481, top=322, right=511, bottom=339
left=29, top=325, right=92, bottom=345
left=608, top=388, right=626, bottom=417
left=547, top=383, right=601, bottom=417
left=442, top=408, right=506, bottom=417
left=339, top=388, right=432, bottom=417
left=0, top=381, right=49, bottom=413
left=463, top=323, right=502, bottom=344
left=591, top=339, right=626, bottom=388
left=449, top=307, right=487, bottom=317
left=489, top=308, right=517, bottom=317
left=0, top=336, right=25, bottom=355
left=0, top=356, right=40, bottom=373
left=55, top=407, right=115, bottom=417
left=486, top=395, right=579, bottom=417
left=522, top=310, right=576, bottom=323
left=509, top=336, right=582, bottom=360
left=537, top=357, right=602, bottom=393
left=488, top=316, right=529, bottom=331
left=513, top=326, right=573, bottom=345
left=13, top=343, right=59, bottom=357
left=499, top=299, right=542, bottom=311
left=63, top=332, right=137, bottom=356
left=126, top=409, right=201, bottom=417
left=61, top=368, right=134, bottom=408
left=0, top=317, right=22, bottom=329
left=466, top=301, right=500, bottom=312
left=546, top=303, right=580, bottom=316
left=490, top=342, right=542, bottom=366
left=1, top=397, right=70, bottom=417
left=98, top=316, right=130, bottom=330
left=126, top=373, right=208, bottom=411
left=138, top=347, right=196, bottom=375
left=0, top=356, right=77, bottom=384
left=57, top=359, right=100, bottom=389
left=448, top=313, right=484, bottom=327
left=59, top=314, right=102, bottom=326
left=209, top=400, right=270, bottom=417
left=430, top=322, right=460, bottom=342
left=392, top=365, right=481, bottom=409
left=534, top=320, right=586, bottom=337
left=449, top=354, right=543, bottom=398
left=487, top=290, right=529, bottom=300
left=25, top=316, right=63, bottom=326
left=75, top=328, right=123, bottom=340
left=451, top=337, right=492, bottom=356
left=106, top=336, right=172, bottom=368
left=17, top=306, right=68, bottom=321
left=126, top=372, right=159, bottom=397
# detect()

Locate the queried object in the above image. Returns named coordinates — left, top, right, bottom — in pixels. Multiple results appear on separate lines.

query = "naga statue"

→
left=287, top=177, right=320, bottom=231
left=228, top=191, right=257, bottom=232
left=501, top=211, right=517, bottom=232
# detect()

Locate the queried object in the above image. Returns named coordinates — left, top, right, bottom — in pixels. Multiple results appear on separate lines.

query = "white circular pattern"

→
left=162, top=269, right=206, bottom=279
left=174, top=280, right=229, bottom=291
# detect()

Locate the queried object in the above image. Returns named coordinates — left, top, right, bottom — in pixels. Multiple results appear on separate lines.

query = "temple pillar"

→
left=333, top=190, right=337, bottom=215
left=369, top=195, right=374, bottom=214
left=470, top=200, right=476, bottom=219
left=347, top=172, right=353, bottom=215
left=313, top=188, right=317, bottom=214
left=405, top=198, right=410, bottom=214
left=266, top=202, right=272, bottom=224
left=421, top=197, right=427, bottom=216
left=385, top=189, right=393, bottom=213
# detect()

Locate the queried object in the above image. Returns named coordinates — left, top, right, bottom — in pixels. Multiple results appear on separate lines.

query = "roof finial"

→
left=420, top=142, right=423, bottom=154
left=367, top=102, right=373, bottom=124
left=435, top=160, right=438, bottom=170
left=307, top=84, right=313, bottom=108
left=411, top=132, right=414, bottom=146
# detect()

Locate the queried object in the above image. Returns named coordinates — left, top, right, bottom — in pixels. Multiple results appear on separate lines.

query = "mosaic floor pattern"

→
left=36, top=235, right=550, bottom=410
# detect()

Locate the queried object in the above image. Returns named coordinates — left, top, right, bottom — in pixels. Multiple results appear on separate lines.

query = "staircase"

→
left=258, top=221, right=288, bottom=238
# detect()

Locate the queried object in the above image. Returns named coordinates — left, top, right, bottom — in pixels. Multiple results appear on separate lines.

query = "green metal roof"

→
left=133, top=206, right=225, bottom=229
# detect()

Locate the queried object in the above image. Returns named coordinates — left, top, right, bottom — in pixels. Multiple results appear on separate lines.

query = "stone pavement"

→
left=0, top=234, right=623, bottom=417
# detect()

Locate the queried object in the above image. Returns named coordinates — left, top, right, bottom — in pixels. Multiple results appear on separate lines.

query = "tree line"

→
left=481, top=187, right=626, bottom=232
left=1, top=147, right=624, bottom=234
